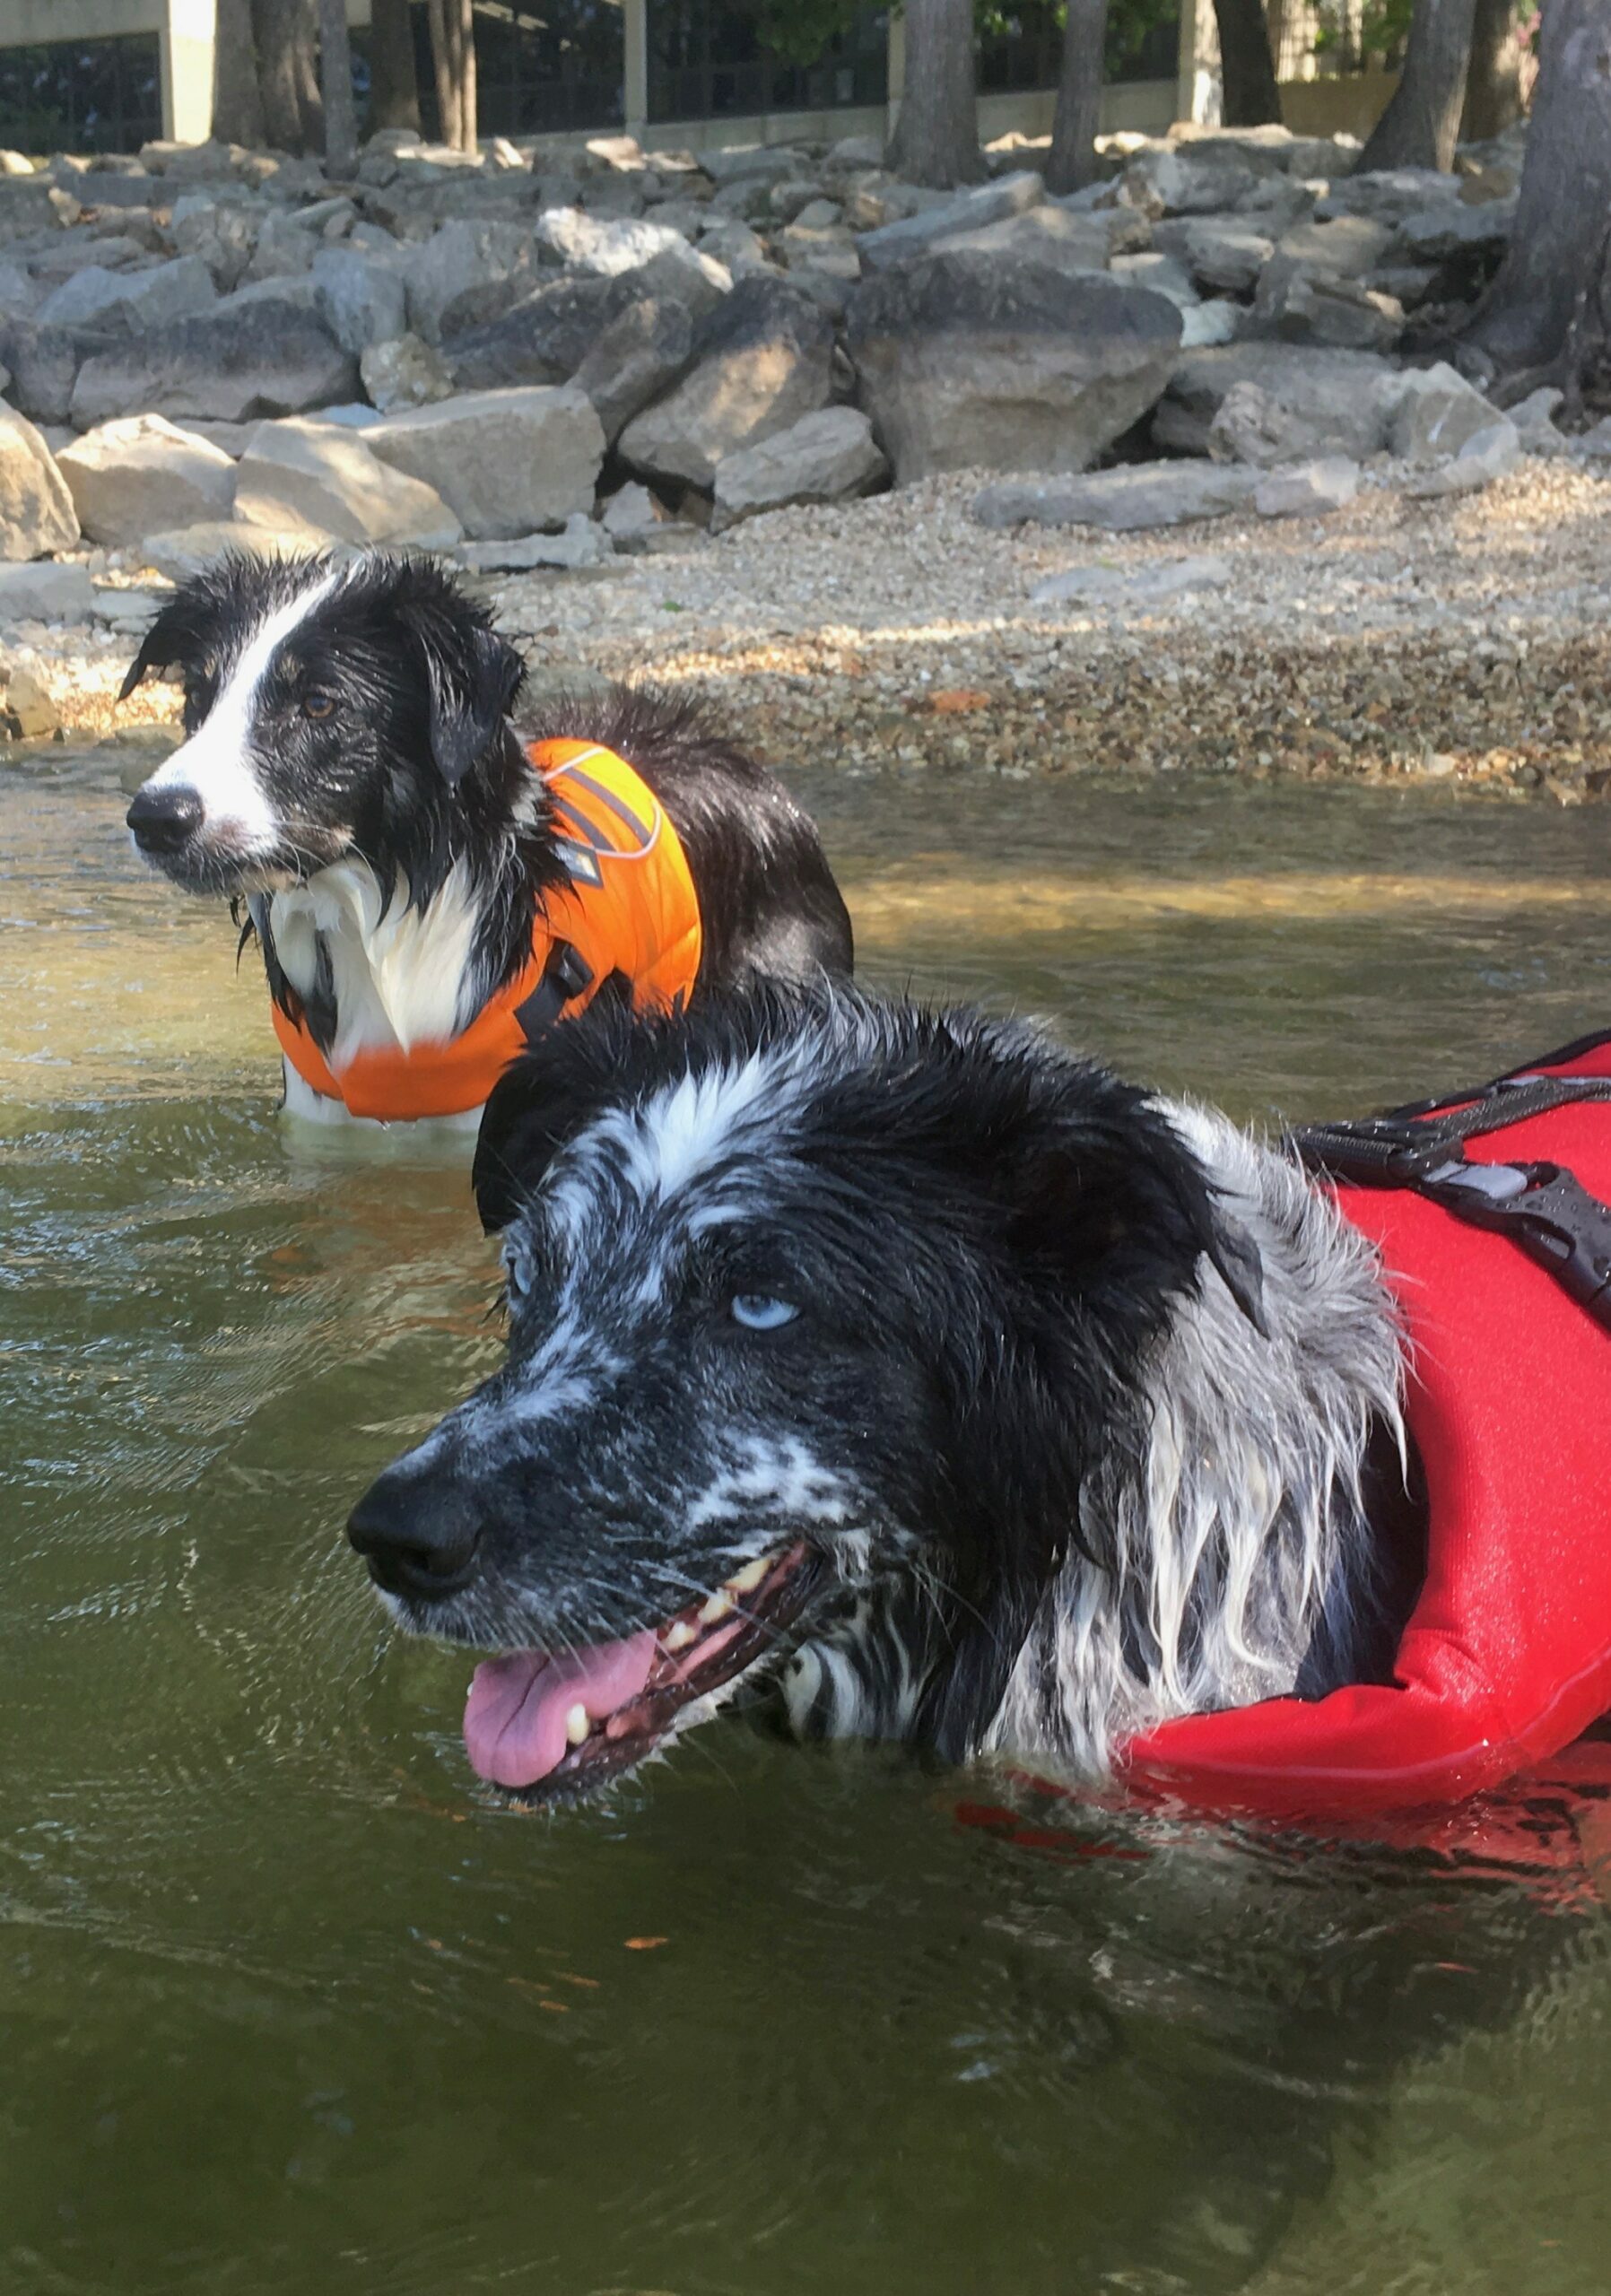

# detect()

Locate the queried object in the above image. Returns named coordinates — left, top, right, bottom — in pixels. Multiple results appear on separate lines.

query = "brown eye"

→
left=303, top=691, right=336, bottom=722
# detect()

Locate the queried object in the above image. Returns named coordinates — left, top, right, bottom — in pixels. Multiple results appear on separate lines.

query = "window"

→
left=648, top=0, right=887, bottom=125
left=407, top=0, right=624, bottom=137
left=0, top=34, right=162, bottom=155
left=978, top=0, right=1180, bottom=96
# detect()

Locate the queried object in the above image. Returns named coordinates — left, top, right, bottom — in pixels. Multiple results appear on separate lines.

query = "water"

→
left=4, top=738, right=1611, bottom=2296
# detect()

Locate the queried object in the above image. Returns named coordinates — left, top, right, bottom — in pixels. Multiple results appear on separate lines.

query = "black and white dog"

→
left=347, top=985, right=1427, bottom=1804
left=120, top=552, right=852, bottom=1126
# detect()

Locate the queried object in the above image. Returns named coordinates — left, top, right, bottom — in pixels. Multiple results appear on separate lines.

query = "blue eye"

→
left=730, top=1295, right=798, bottom=1332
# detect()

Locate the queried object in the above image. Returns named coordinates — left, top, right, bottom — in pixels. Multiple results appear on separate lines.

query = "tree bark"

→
left=1460, top=0, right=1611, bottom=391
left=213, top=0, right=268, bottom=146
left=1358, top=0, right=1478, bottom=171
left=318, top=0, right=357, bottom=175
left=1046, top=0, right=1110, bottom=195
left=367, top=0, right=422, bottom=135
left=885, top=0, right=983, bottom=188
left=254, top=0, right=324, bottom=152
left=427, top=0, right=478, bottom=151
left=1212, top=0, right=1282, bottom=126
left=1459, top=0, right=1524, bottom=141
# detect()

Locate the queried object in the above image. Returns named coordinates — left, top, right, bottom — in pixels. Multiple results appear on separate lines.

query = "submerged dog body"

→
left=121, top=553, right=852, bottom=1123
left=349, top=988, right=1427, bottom=1804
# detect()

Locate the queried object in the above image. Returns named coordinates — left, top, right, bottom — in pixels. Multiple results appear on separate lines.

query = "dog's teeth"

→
left=725, top=1555, right=771, bottom=1595
left=564, top=1702, right=590, bottom=1747
left=699, top=1590, right=734, bottom=1625
left=663, top=1619, right=697, bottom=1651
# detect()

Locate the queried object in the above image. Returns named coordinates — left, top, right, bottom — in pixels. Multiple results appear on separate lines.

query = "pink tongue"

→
left=462, top=1632, right=657, bottom=1788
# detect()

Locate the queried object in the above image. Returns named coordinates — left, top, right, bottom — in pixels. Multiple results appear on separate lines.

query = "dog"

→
left=344, top=982, right=1486, bottom=1811
left=119, top=552, right=853, bottom=1128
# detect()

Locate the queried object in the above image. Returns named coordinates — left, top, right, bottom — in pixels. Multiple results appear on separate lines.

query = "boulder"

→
left=699, top=221, right=769, bottom=272
left=538, top=208, right=684, bottom=271
left=365, top=384, right=605, bottom=538
left=402, top=220, right=543, bottom=344
left=56, top=413, right=237, bottom=545
left=1404, top=418, right=1520, bottom=499
left=446, top=271, right=652, bottom=391
left=233, top=417, right=463, bottom=547
left=972, top=461, right=1259, bottom=531
left=0, top=658, right=60, bottom=736
left=0, top=559, right=96, bottom=621
left=1253, top=455, right=1361, bottom=517
left=1251, top=257, right=1403, bottom=351
left=310, top=247, right=407, bottom=355
left=136, top=519, right=335, bottom=584
left=570, top=297, right=695, bottom=445
left=919, top=203, right=1112, bottom=276
left=618, top=275, right=834, bottom=489
left=856, top=170, right=1044, bottom=274
left=846, top=254, right=1180, bottom=485
left=700, top=146, right=802, bottom=187
left=1270, top=214, right=1393, bottom=279
left=0, top=405, right=80, bottom=559
left=0, top=318, right=106, bottom=427
left=70, top=304, right=358, bottom=429
left=1387, top=361, right=1500, bottom=463
left=360, top=333, right=454, bottom=413
left=1121, top=144, right=1279, bottom=217
left=711, top=406, right=888, bottom=530
left=1392, top=199, right=1518, bottom=264
left=457, top=514, right=614, bottom=571
left=170, top=196, right=260, bottom=292
left=1173, top=220, right=1274, bottom=294
left=1156, top=343, right=1398, bottom=459
left=1318, top=167, right=1461, bottom=224
left=34, top=255, right=218, bottom=334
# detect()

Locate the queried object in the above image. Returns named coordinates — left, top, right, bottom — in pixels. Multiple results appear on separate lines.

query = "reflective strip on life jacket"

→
left=1122, top=1037, right=1611, bottom=1817
left=271, top=738, right=702, bottom=1122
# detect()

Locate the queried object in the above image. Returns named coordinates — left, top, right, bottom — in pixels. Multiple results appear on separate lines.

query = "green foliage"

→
left=1313, top=0, right=1528, bottom=70
left=750, top=0, right=1178, bottom=75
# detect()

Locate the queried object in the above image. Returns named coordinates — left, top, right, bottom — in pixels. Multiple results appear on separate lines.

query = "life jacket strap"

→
left=1292, top=1067, right=1611, bottom=1334
left=512, top=940, right=596, bottom=1046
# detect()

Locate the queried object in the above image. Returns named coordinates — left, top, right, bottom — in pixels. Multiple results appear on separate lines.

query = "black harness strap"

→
left=512, top=940, right=596, bottom=1046
left=1290, top=1065, right=1611, bottom=1335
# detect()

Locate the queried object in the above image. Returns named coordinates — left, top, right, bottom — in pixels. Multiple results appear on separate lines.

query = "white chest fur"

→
left=269, top=857, right=483, bottom=1074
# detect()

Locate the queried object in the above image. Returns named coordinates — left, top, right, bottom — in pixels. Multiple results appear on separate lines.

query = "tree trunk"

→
left=254, top=0, right=324, bottom=152
left=1213, top=0, right=1282, bottom=127
left=428, top=0, right=478, bottom=151
left=1459, top=0, right=1524, bottom=141
left=367, top=0, right=422, bottom=135
left=318, top=0, right=357, bottom=175
left=885, top=0, right=983, bottom=188
left=1046, top=0, right=1110, bottom=196
left=1358, top=0, right=1478, bottom=171
left=1460, top=0, right=1611, bottom=393
left=213, top=0, right=268, bottom=145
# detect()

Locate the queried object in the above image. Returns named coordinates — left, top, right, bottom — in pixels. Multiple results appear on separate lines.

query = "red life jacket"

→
left=273, top=739, right=702, bottom=1122
left=1123, top=1035, right=1611, bottom=1818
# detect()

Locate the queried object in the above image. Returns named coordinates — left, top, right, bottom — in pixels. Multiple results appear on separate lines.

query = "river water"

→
left=4, top=737, right=1609, bottom=2295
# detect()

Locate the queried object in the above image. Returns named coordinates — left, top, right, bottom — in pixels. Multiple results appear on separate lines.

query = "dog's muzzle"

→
left=126, top=784, right=204, bottom=857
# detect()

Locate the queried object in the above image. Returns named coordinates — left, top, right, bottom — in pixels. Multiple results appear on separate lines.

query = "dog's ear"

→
left=118, top=598, right=192, bottom=701
left=472, top=998, right=640, bottom=1232
left=415, top=617, right=526, bottom=790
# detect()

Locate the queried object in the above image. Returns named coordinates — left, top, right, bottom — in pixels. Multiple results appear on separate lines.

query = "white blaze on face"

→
left=139, top=569, right=342, bottom=852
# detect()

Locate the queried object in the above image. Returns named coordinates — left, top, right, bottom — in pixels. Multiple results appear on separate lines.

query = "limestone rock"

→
left=618, top=275, right=833, bottom=490
left=700, top=147, right=802, bottom=187
left=56, top=413, right=237, bottom=545
left=70, top=305, right=358, bottom=429
left=0, top=405, right=80, bottom=560
left=1253, top=455, right=1361, bottom=517
left=0, top=558, right=96, bottom=619
left=360, top=333, right=454, bottom=413
left=1251, top=257, right=1403, bottom=352
left=35, top=255, right=218, bottom=335
left=457, top=514, right=614, bottom=571
left=847, top=254, right=1180, bottom=486
left=233, top=416, right=463, bottom=547
left=0, top=318, right=104, bottom=427
left=856, top=171, right=1044, bottom=274
left=1121, top=144, right=1280, bottom=218
left=973, top=462, right=1258, bottom=531
left=711, top=406, right=887, bottom=530
left=365, top=384, right=605, bottom=538
left=311, top=247, right=407, bottom=355
left=1174, top=220, right=1274, bottom=294
left=403, top=220, right=543, bottom=344
left=0, top=658, right=59, bottom=735
left=1271, top=214, right=1393, bottom=279
left=137, top=519, right=335, bottom=583
left=1387, top=361, right=1499, bottom=463
left=1157, top=343, right=1398, bottom=460
left=570, top=298, right=695, bottom=445
left=919, top=203, right=1112, bottom=276
left=169, top=196, right=259, bottom=292
left=1404, top=419, right=1520, bottom=499
left=1392, top=200, right=1517, bottom=264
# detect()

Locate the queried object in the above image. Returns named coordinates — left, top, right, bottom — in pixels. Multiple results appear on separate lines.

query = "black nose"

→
left=348, top=1461, right=483, bottom=1598
left=126, top=783, right=204, bottom=854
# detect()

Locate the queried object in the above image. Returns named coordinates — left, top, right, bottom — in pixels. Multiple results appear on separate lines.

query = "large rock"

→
left=1403, top=418, right=1520, bottom=499
left=1122, top=144, right=1280, bottom=217
left=56, top=413, right=237, bottom=545
left=919, top=203, right=1113, bottom=276
left=233, top=417, right=463, bottom=547
left=137, top=519, right=334, bottom=583
left=70, top=304, right=358, bottom=429
left=361, top=333, right=454, bottom=412
left=856, top=170, right=1044, bottom=274
left=35, top=254, right=218, bottom=334
left=446, top=270, right=651, bottom=390
left=310, top=247, right=407, bottom=355
left=570, top=297, right=695, bottom=445
left=0, top=317, right=106, bottom=426
left=1391, top=199, right=1517, bottom=264
left=1270, top=214, right=1393, bottom=279
left=1154, top=342, right=1398, bottom=459
left=618, top=275, right=833, bottom=489
left=170, top=195, right=259, bottom=292
left=365, top=385, right=604, bottom=538
left=972, top=461, right=1259, bottom=532
left=846, top=254, right=1180, bottom=486
left=0, top=559, right=96, bottom=620
left=1170, top=219, right=1275, bottom=294
left=402, top=220, right=543, bottom=344
left=1317, top=167, right=1461, bottom=224
left=711, top=406, right=887, bottom=531
left=1387, top=361, right=1501, bottom=463
left=1251, top=257, right=1403, bottom=351
left=1253, top=456, right=1360, bottom=517
left=0, top=406, right=80, bottom=559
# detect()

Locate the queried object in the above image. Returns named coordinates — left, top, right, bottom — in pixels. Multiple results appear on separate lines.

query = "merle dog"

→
left=346, top=984, right=1429, bottom=1805
left=120, top=552, right=852, bottom=1126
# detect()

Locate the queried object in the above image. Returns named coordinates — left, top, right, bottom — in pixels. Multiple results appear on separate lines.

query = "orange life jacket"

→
left=272, top=739, right=702, bottom=1122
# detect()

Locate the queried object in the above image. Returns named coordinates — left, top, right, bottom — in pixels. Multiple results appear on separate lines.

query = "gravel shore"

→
left=13, top=453, right=1611, bottom=795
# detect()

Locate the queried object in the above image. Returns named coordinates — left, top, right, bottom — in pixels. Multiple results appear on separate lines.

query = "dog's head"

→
left=120, top=552, right=526, bottom=899
left=348, top=986, right=1265, bottom=1804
